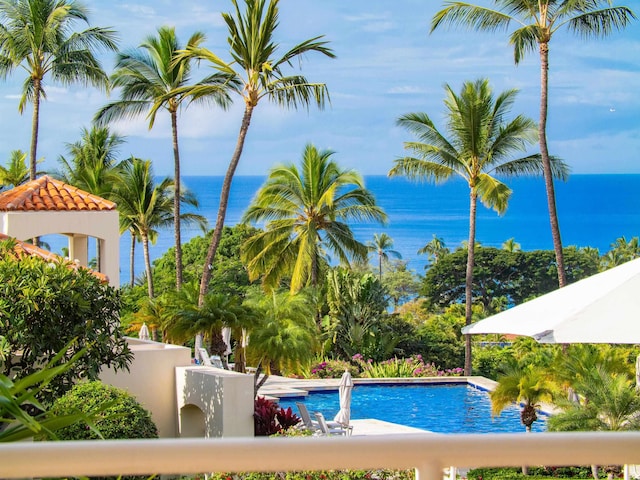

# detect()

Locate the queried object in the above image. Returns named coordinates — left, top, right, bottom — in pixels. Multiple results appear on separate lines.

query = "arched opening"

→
left=180, top=404, right=206, bottom=438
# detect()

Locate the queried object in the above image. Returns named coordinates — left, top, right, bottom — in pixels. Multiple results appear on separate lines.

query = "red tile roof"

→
left=0, top=233, right=109, bottom=283
left=0, top=175, right=116, bottom=211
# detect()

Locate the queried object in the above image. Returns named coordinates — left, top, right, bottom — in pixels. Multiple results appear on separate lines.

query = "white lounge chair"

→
left=314, top=412, right=349, bottom=436
left=296, top=402, right=344, bottom=434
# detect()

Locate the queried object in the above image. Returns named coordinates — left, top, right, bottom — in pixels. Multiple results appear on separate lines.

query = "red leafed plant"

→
left=276, top=406, right=301, bottom=430
left=254, top=397, right=301, bottom=436
left=254, top=396, right=280, bottom=436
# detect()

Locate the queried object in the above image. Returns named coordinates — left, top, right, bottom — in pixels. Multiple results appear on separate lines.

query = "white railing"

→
left=2, top=432, right=640, bottom=479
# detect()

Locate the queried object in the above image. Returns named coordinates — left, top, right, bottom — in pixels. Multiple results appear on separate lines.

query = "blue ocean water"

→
left=277, top=384, right=547, bottom=434
left=41, top=174, right=640, bottom=285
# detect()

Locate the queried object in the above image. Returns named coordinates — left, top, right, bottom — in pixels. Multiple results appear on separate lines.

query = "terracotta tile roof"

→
left=0, top=175, right=116, bottom=211
left=0, top=233, right=109, bottom=283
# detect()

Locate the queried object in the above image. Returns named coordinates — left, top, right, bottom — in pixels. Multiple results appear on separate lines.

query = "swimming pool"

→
left=278, top=383, right=547, bottom=434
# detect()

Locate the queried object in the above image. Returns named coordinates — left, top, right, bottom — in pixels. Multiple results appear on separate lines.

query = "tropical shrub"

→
left=472, top=345, right=516, bottom=380
left=467, top=466, right=592, bottom=479
left=1, top=345, right=105, bottom=442
left=254, top=397, right=301, bottom=436
left=50, top=381, right=158, bottom=440
left=0, top=240, right=132, bottom=405
left=208, top=470, right=415, bottom=480
left=354, top=355, right=463, bottom=379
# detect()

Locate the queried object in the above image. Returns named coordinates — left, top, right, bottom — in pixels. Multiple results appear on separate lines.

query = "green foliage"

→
left=0, top=344, right=105, bottom=442
left=151, top=225, right=259, bottom=297
left=422, top=247, right=599, bottom=310
left=207, top=470, right=414, bottom=480
left=324, top=268, right=393, bottom=360
left=472, top=346, right=515, bottom=380
left=382, top=261, right=420, bottom=308
left=50, top=381, right=158, bottom=440
left=0, top=240, right=132, bottom=405
left=415, top=313, right=465, bottom=370
left=467, top=467, right=592, bottom=480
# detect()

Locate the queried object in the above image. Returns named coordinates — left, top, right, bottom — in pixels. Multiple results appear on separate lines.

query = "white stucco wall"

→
left=176, top=366, right=254, bottom=438
left=99, top=339, right=192, bottom=438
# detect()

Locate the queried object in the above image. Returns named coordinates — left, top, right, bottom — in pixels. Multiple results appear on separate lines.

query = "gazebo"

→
left=0, top=176, right=119, bottom=287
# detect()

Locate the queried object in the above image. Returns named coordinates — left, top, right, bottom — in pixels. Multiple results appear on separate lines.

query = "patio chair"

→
left=314, top=412, right=349, bottom=436
left=295, top=402, right=344, bottom=434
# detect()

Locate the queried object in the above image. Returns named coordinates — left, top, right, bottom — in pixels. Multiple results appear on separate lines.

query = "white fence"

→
left=2, top=432, right=640, bottom=479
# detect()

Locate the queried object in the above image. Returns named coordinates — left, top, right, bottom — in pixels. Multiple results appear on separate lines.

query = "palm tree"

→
left=56, top=126, right=125, bottom=199
left=176, top=0, right=335, bottom=305
left=367, top=233, right=402, bottom=280
left=491, top=362, right=554, bottom=432
left=241, top=144, right=387, bottom=293
left=0, top=150, right=30, bottom=188
left=388, top=78, right=569, bottom=375
left=431, top=1, right=636, bottom=288
left=502, top=237, right=521, bottom=252
left=94, top=26, right=233, bottom=291
left=112, top=157, right=207, bottom=298
left=0, top=0, right=118, bottom=180
left=245, top=290, right=317, bottom=395
left=417, top=234, right=449, bottom=265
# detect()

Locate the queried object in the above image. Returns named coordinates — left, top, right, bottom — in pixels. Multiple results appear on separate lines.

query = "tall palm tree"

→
left=367, top=233, right=402, bottom=280
left=389, top=78, right=569, bottom=375
left=177, top=0, right=335, bottom=305
left=56, top=126, right=125, bottom=199
left=55, top=126, right=125, bottom=270
left=0, top=150, right=30, bottom=188
left=94, top=26, right=234, bottom=290
left=0, top=0, right=118, bottom=180
left=112, top=157, right=207, bottom=298
left=241, top=144, right=387, bottom=293
left=431, top=0, right=636, bottom=288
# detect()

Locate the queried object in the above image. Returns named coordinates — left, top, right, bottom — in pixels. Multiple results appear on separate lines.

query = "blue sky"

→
left=1, top=0, right=639, bottom=177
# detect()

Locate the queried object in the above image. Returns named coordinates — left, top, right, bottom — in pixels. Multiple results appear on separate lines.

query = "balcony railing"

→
left=2, top=432, right=640, bottom=480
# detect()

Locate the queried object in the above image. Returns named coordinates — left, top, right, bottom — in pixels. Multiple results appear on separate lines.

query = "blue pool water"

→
left=278, top=384, right=547, bottom=434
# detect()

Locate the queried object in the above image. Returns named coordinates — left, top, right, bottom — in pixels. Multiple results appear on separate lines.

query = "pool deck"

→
left=259, top=375, right=500, bottom=436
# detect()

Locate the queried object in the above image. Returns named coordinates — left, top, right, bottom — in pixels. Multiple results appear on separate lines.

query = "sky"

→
left=1, top=0, right=639, bottom=177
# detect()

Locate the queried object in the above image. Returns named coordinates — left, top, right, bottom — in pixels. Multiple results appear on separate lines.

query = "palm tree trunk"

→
left=199, top=104, right=254, bottom=306
left=142, top=233, right=154, bottom=298
left=129, top=230, right=136, bottom=287
left=539, top=41, right=567, bottom=288
left=379, top=254, right=382, bottom=281
left=29, top=79, right=41, bottom=181
left=464, top=190, right=477, bottom=376
left=171, top=108, right=184, bottom=290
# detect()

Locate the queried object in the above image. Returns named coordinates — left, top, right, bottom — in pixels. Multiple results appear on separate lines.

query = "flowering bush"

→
left=308, top=359, right=360, bottom=379
left=354, top=354, right=463, bottom=379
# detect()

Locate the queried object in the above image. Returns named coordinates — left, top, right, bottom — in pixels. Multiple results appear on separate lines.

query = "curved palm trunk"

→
left=129, top=230, right=136, bottom=287
left=171, top=108, right=184, bottom=290
left=29, top=79, right=41, bottom=181
left=141, top=233, right=155, bottom=298
left=464, top=190, right=477, bottom=376
left=539, top=42, right=567, bottom=288
left=199, top=104, right=255, bottom=305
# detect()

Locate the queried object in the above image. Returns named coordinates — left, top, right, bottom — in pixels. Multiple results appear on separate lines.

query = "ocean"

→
left=42, top=174, right=640, bottom=285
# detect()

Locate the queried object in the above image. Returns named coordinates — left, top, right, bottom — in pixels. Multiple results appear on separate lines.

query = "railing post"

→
left=415, top=463, right=443, bottom=480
